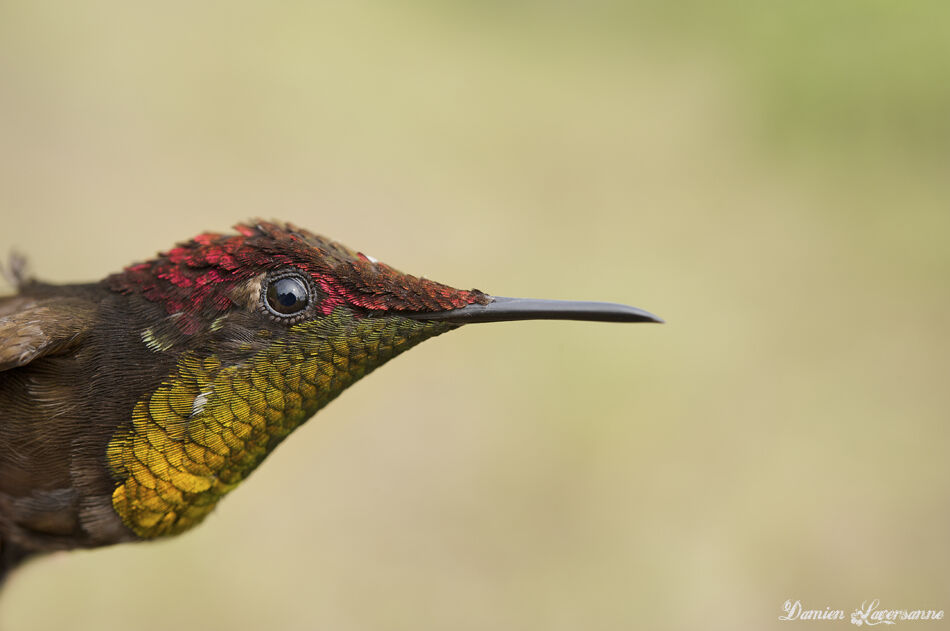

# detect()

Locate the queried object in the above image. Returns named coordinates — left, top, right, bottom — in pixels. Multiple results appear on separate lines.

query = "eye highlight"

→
left=263, top=273, right=311, bottom=317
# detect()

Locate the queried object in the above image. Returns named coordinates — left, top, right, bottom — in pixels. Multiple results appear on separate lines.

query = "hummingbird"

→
left=0, top=220, right=660, bottom=585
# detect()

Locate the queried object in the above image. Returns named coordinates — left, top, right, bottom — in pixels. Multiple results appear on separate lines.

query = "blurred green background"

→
left=1, top=2, right=949, bottom=629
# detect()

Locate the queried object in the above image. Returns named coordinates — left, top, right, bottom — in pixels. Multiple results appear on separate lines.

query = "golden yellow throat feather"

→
left=106, top=310, right=451, bottom=538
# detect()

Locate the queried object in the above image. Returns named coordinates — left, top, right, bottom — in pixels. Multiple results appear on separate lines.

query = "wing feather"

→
left=0, top=295, right=96, bottom=371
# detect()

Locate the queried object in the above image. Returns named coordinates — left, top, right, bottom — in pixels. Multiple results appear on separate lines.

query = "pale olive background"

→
left=1, top=3, right=949, bottom=630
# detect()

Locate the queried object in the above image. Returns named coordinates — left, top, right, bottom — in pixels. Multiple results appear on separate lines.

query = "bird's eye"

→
left=264, top=274, right=311, bottom=316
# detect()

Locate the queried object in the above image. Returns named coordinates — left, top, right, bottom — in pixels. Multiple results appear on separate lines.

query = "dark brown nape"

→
left=0, top=538, right=36, bottom=589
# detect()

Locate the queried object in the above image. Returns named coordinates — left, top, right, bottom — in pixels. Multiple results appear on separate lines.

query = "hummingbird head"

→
left=102, top=220, right=659, bottom=539
left=109, top=220, right=491, bottom=339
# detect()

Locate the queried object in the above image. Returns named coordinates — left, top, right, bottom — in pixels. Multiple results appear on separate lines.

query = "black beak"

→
left=405, top=296, right=663, bottom=324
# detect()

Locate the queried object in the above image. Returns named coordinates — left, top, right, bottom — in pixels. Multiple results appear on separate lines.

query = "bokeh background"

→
left=1, top=2, right=949, bottom=629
